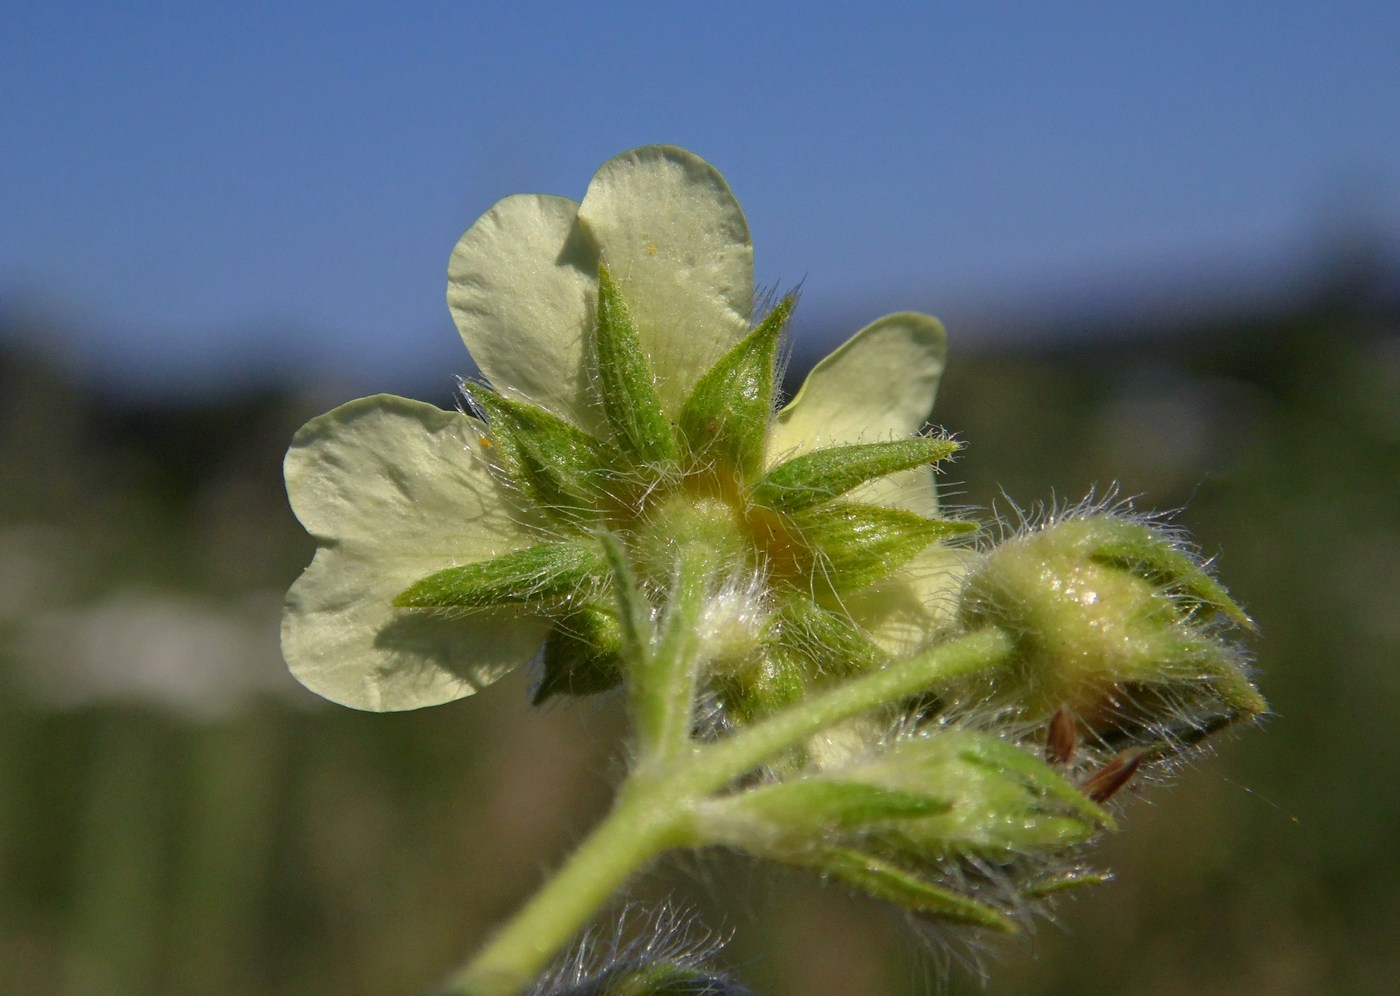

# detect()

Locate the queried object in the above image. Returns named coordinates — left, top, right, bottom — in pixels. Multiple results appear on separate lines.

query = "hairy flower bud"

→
left=695, top=729, right=1108, bottom=929
left=952, top=512, right=1266, bottom=737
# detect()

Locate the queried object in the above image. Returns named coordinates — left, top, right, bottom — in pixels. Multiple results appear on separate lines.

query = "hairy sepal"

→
left=791, top=502, right=976, bottom=595
left=677, top=298, right=792, bottom=480
left=751, top=436, right=960, bottom=513
left=1079, top=518, right=1253, bottom=627
left=769, top=597, right=884, bottom=678
left=534, top=605, right=625, bottom=703
left=470, top=387, right=622, bottom=526
left=799, top=847, right=1016, bottom=931
left=593, top=263, right=680, bottom=467
left=714, top=779, right=952, bottom=834
left=714, top=600, right=883, bottom=729
left=714, top=651, right=807, bottom=729
left=394, top=541, right=606, bottom=611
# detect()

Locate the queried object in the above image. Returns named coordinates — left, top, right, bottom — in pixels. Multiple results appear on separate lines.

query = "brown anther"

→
left=1082, top=750, right=1144, bottom=803
left=1045, top=706, right=1077, bottom=766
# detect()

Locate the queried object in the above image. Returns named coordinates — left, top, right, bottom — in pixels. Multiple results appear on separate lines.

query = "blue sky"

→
left=4, top=2, right=1399, bottom=395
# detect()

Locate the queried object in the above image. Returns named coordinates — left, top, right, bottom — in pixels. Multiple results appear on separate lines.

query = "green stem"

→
left=605, top=534, right=716, bottom=763
left=438, top=627, right=1014, bottom=995
left=677, top=627, right=1014, bottom=799
left=636, top=544, right=713, bottom=763
left=438, top=780, right=686, bottom=996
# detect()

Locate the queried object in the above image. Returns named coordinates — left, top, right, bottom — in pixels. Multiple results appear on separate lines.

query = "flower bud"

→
left=530, top=959, right=750, bottom=996
left=523, top=905, right=753, bottom=996
left=953, top=513, right=1266, bottom=732
left=694, top=729, right=1108, bottom=928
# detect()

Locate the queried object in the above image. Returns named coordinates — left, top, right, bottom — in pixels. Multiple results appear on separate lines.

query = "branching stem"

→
left=439, top=627, right=1014, bottom=996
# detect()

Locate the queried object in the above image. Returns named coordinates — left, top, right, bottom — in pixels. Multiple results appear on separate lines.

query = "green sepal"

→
left=714, top=600, right=883, bottom=728
left=1205, top=663, right=1269, bottom=718
left=714, top=649, right=807, bottom=728
left=790, top=501, right=976, bottom=594
left=1021, top=867, right=1112, bottom=899
left=1153, top=633, right=1268, bottom=718
left=593, top=263, right=680, bottom=466
left=751, top=436, right=960, bottom=513
left=533, top=606, right=624, bottom=704
left=394, top=541, right=606, bottom=611
left=948, top=734, right=1113, bottom=829
left=1083, top=519, right=1254, bottom=628
left=469, top=387, right=621, bottom=526
left=880, top=732, right=1109, bottom=821
left=725, top=778, right=951, bottom=833
left=677, top=297, right=792, bottom=479
left=857, top=735, right=1108, bottom=861
left=597, top=532, right=649, bottom=669
left=810, top=847, right=1016, bottom=931
left=767, top=596, right=884, bottom=680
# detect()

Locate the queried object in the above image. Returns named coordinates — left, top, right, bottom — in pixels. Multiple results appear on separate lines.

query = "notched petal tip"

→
left=282, top=546, right=551, bottom=712
left=773, top=311, right=947, bottom=451
left=577, top=145, right=756, bottom=414
left=447, top=193, right=599, bottom=428
left=769, top=312, right=950, bottom=514
left=281, top=394, right=551, bottom=711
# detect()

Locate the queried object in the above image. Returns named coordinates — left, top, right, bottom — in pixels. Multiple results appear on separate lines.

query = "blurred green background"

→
left=3, top=252, right=1397, bottom=994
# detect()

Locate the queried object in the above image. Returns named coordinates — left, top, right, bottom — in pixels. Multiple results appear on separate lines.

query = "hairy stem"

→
left=436, top=780, right=686, bottom=996
left=438, top=627, right=1014, bottom=995
left=638, top=544, right=714, bottom=763
left=676, top=627, right=1015, bottom=799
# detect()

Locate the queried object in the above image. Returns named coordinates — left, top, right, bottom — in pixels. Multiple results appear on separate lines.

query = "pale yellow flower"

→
left=282, top=146, right=963, bottom=711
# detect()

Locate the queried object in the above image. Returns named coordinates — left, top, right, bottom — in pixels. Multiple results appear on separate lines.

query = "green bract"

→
left=282, top=146, right=967, bottom=711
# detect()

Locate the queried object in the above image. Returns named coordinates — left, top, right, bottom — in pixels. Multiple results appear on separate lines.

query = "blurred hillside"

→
left=2, top=257, right=1398, bottom=995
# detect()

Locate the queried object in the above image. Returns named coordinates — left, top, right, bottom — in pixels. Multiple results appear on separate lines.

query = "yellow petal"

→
left=577, top=145, right=754, bottom=414
left=447, top=194, right=599, bottom=429
left=845, top=543, right=973, bottom=659
left=282, top=395, right=548, bottom=710
left=771, top=313, right=948, bottom=512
